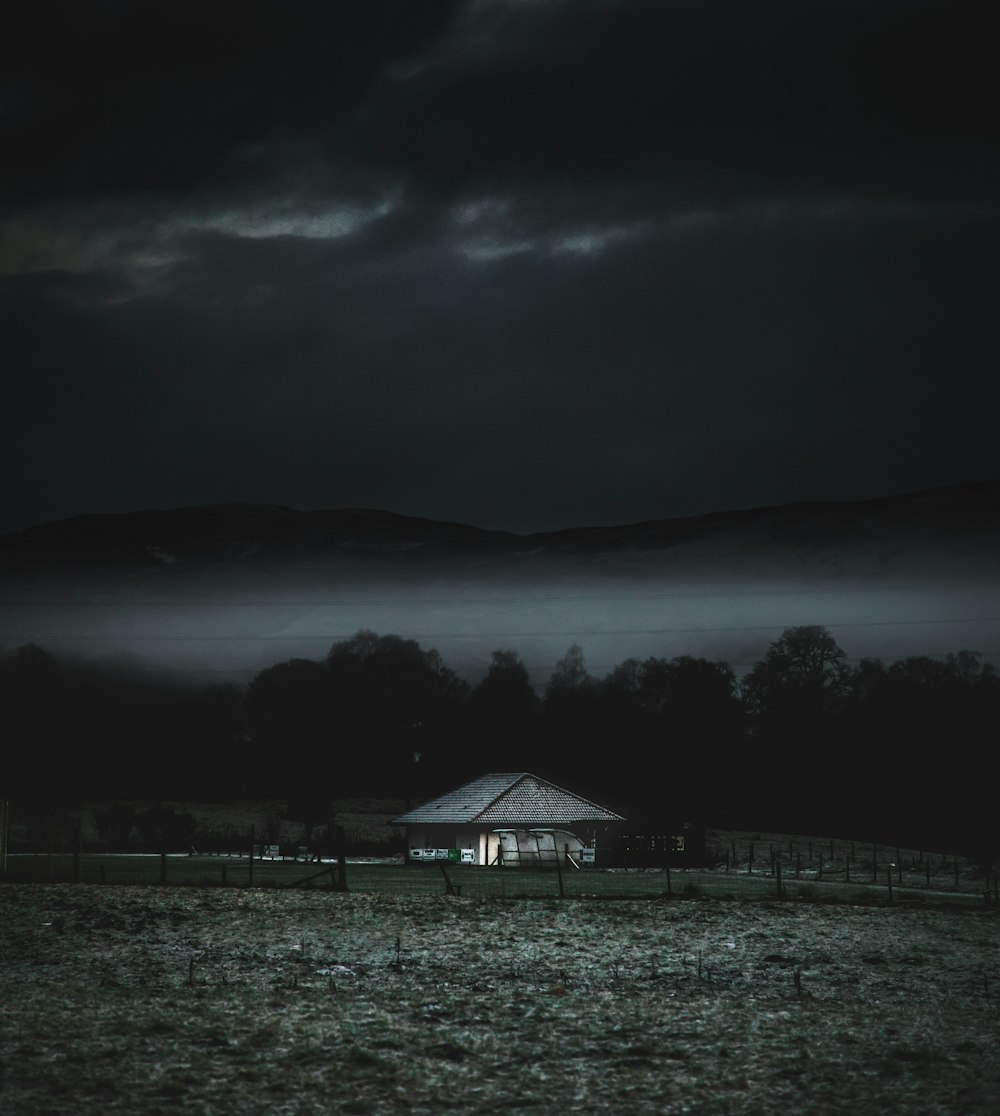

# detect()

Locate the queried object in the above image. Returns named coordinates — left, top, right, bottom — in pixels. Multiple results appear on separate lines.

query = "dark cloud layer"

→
left=5, top=1, right=994, bottom=208
left=2, top=1, right=998, bottom=535
left=1, top=1, right=457, bottom=208
left=351, top=0, right=998, bottom=205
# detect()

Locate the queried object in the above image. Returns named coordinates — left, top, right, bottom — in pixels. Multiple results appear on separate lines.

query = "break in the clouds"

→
left=1, top=0, right=998, bottom=534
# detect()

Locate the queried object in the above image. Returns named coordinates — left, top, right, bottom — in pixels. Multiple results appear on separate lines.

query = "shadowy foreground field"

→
left=2, top=886, right=998, bottom=1115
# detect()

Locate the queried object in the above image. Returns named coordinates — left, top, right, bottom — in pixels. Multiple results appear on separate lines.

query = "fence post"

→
left=440, top=864, right=460, bottom=896
left=886, top=867, right=893, bottom=902
left=776, top=860, right=783, bottom=898
left=335, top=825, right=348, bottom=892
left=0, top=800, right=8, bottom=877
left=248, top=824, right=255, bottom=887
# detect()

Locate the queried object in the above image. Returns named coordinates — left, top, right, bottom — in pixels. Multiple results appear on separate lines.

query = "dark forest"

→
left=4, top=625, right=996, bottom=860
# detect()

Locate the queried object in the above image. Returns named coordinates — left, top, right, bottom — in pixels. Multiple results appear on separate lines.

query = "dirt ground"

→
left=1, top=884, right=998, bottom=1115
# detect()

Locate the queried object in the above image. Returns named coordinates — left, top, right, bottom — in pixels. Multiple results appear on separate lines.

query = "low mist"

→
left=5, top=570, right=998, bottom=688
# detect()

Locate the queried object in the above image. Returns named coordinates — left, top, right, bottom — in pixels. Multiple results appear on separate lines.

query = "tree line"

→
left=3, top=626, right=997, bottom=856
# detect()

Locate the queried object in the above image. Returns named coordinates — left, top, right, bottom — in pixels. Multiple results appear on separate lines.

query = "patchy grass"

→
left=1, top=885, right=998, bottom=1114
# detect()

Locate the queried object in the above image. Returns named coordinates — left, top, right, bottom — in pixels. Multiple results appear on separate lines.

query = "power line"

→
left=23, top=617, right=1000, bottom=641
left=1, top=583, right=997, bottom=608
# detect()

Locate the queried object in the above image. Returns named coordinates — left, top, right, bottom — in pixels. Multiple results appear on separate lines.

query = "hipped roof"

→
left=390, top=772, right=625, bottom=826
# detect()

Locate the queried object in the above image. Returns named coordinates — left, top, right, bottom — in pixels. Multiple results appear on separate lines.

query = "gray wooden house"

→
left=390, top=772, right=625, bottom=867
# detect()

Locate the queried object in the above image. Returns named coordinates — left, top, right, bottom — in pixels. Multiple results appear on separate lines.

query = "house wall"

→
left=612, top=819, right=706, bottom=867
left=403, top=826, right=591, bottom=866
left=493, top=829, right=585, bottom=867
left=402, top=822, right=613, bottom=866
left=404, top=826, right=483, bottom=864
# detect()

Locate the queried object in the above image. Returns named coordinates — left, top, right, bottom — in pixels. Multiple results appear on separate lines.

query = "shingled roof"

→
left=390, top=772, right=625, bottom=826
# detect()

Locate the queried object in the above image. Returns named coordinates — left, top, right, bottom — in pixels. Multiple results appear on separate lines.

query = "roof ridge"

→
left=518, top=772, right=617, bottom=816
left=390, top=771, right=624, bottom=826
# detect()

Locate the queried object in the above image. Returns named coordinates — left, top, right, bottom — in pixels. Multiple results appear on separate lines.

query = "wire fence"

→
left=2, top=852, right=996, bottom=909
left=2, top=799, right=994, bottom=908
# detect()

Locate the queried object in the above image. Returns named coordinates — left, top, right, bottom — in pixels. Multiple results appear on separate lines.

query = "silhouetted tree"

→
left=742, top=625, right=851, bottom=737
left=547, top=643, right=592, bottom=694
left=740, top=625, right=852, bottom=831
left=1, top=643, right=66, bottom=794
left=173, top=682, right=246, bottom=800
left=245, top=658, right=331, bottom=796
left=469, top=649, right=540, bottom=764
left=844, top=650, right=1000, bottom=854
left=654, top=655, right=742, bottom=793
left=325, top=630, right=469, bottom=796
left=1, top=642, right=259, bottom=801
left=596, top=656, right=646, bottom=744
left=598, top=654, right=743, bottom=815
left=540, top=643, right=598, bottom=773
left=602, top=656, right=644, bottom=700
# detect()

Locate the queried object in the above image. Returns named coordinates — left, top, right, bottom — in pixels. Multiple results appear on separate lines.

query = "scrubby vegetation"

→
left=2, top=885, right=998, bottom=1114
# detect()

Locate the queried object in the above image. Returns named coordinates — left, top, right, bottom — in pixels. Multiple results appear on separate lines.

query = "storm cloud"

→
left=2, top=0, right=997, bottom=535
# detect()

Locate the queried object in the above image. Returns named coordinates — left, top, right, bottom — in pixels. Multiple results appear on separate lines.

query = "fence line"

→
left=1, top=855, right=995, bottom=909
left=0, top=800, right=9, bottom=875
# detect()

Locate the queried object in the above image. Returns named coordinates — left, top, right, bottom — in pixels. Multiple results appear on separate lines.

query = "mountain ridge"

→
left=4, top=478, right=999, bottom=565
left=1, top=480, right=998, bottom=616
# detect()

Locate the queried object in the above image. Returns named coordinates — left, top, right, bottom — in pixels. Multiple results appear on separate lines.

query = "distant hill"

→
left=2, top=479, right=999, bottom=589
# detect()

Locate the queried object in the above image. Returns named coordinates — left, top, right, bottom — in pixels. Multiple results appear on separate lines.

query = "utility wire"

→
left=2, top=583, right=997, bottom=608
left=24, top=617, right=1000, bottom=641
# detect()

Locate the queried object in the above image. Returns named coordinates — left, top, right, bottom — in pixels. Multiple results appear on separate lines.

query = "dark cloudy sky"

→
left=3, top=0, right=998, bottom=536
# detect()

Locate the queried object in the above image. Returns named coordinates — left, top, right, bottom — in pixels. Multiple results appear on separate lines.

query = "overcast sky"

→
left=3, top=0, right=998, bottom=537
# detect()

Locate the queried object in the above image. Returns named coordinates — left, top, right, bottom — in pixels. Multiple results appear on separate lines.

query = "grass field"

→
left=2, top=882, right=998, bottom=1114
